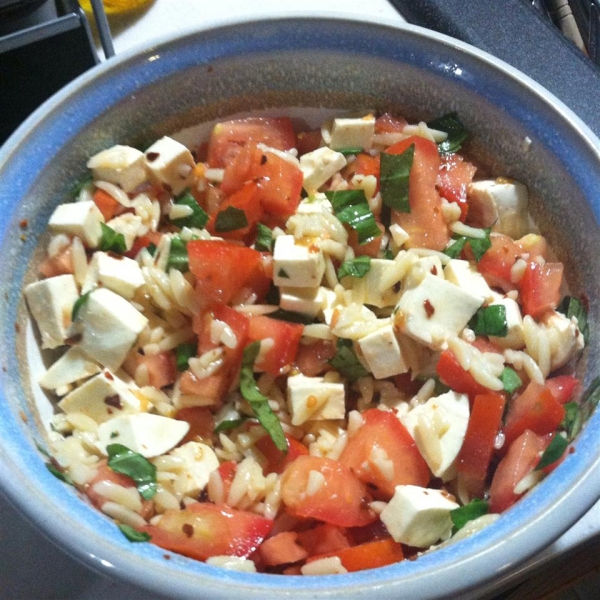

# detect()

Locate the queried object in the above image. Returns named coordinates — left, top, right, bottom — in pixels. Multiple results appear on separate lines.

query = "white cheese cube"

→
left=357, top=322, right=408, bottom=379
left=401, top=390, right=469, bottom=481
left=296, top=194, right=333, bottom=215
left=24, top=274, right=79, bottom=349
left=329, top=115, right=376, bottom=151
left=83, top=251, right=145, bottom=299
left=105, top=213, right=144, bottom=251
left=389, top=223, right=409, bottom=249
left=58, top=370, right=144, bottom=424
left=543, top=311, right=585, bottom=371
left=48, top=200, right=104, bottom=248
left=349, top=259, right=403, bottom=309
left=273, top=235, right=326, bottom=288
left=168, top=441, right=219, bottom=495
left=287, top=374, right=345, bottom=426
left=380, top=485, right=459, bottom=548
left=299, top=147, right=347, bottom=193
left=403, top=256, right=445, bottom=290
left=395, top=273, right=483, bottom=349
left=87, top=145, right=148, bottom=193
left=97, top=413, right=189, bottom=458
left=38, top=347, right=101, bottom=393
left=444, top=259, right=501, bottom=304
left=468, top=179, right=530, bottom=239
left=77, top=288, right=148, bottom=371
left=489, top=297, right=525, bottom=349
left=144, top=136, right=196, bottom=196
left=320, top=287, right=339, bottom=326
left=280, top=286, right=323, bottom=318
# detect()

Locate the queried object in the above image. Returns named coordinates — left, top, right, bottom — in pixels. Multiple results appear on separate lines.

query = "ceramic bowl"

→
left=0, top=15, right=599, bottom=600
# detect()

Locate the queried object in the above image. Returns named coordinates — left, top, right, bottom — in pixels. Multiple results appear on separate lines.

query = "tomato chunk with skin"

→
left=175, top=407, right=215, bottom=445
left=141, top=502, right=272, bottom=561
left=93, top=188, right=121, bottom=221
left=255, top=433, right=309, bottom=475
left=137, top=350, right=177, bottom=389
left=339, top=408, right=429, bottom=499
left=519, top=261, right=564, bottom=319
left=258, top=531, right=308, bottom=567
left=280, top=455, right=376, bottom=527
left=437, top=153, right=477, bottom=222
left=295, top=339, right=336, bottom=377
left=545, top=375, right=579, bottom=404
left=436, top=349, right=491, bottom=400
left=296, top=523, right=350, bottom=556
left=476, top=233, right=521, bottom=291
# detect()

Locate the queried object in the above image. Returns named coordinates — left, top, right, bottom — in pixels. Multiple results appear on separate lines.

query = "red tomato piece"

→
left=375, top=113, right=408, bottom=133
left=207, top=117, right=296, bottom=168
left=437, top=153, right=477, bottom=222
left=436, top=349, right=491, bottom=400
left=387, top=136, right=450, bottom=251
left=39, top=245, right=74, bottom=278
left=503, top=381, right=565, bottom=448
left=175, top=407, right=215, bottom=445
left=345, top=153, right=381, bottom=181
left=296, top=524, right=351, bottom=556
left=141, top=502, right=272, bottom=561
left=255, top=433, right=309, bottom=475
left=545, top=375, right=579, bottom=404
left=296, top=129, right=322, bottom=155
left=476, top=233, right=521, bottom=291
left=124, top=231, right=163, bottom=259
left=517, top=233, right=548, bottom=262
left=178, top=371, right=229, bottom=408
left=489, top=430, right=550, bottom=513
left=93, top=188, right=121, bottom=221
left=347, top=221, right=385, bottom=257
left=339, top=408, right=430, bottom=499
left=215, top=460, right=237, bottom=503
left=258, top=531, right=308, bottom=567
left=519, top=261, right=564, bottom=319
left=295, top=339, right=336, bottom=377
left=137, top=350, right=177, bottom=389
left=280, top=455, right=376, bottom=527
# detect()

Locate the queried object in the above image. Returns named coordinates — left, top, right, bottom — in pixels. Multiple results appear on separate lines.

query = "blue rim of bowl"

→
left=0, top=14, right=599, bottom=600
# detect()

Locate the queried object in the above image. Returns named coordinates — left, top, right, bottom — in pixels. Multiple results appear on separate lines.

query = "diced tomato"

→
left=246, top=315, right=303, bottom=376
left=280, top=455, right=376, bottom=527
left=471, top=337, right=504, bottom=355
left=489, top=430, right=550, bottom=513
left=296, top=129, right=322, bottom=155
left=347, top=221, right=385, bottom=257
left=393, top=373, right=424, bottom=398
left=345, top=153, right=381, bottom=181
left=339, top=408, right=430, bottom=499
left=241, top=252, right=273, bottom=304
left=307, top=538, right=404, bottom=573
left=437, top=153, right=476, bottom=222
left=476, top=233, right=521, bottom=291
left=295, top=339, right=336, bottom=377
left=436, top=349, right=491, bottom=400
left=207, top=117, right=296, bottom=168
left=255, top=433, right=309, bottom=475
left=175, top=407, right=215, bottom=445
left=456, top=393, right=506, bottom=498
left=386, top=136, right=450, bottom=251
left=92, top=188, right=121, bottom=221
left=545, top=375, right=579, bottom=404
left=517, top=234, right=548, bottom=261
left=39, top=245, right=74, bottom=278
left=503, top=381, right=565, bottom=448
left=178, top=371, right=228, bottom=408
left=375, top=113, right=408, bottom=133
left=216, top=460, right=237, bottom=503
left=124, top=231, right=163, bottom=259
left=140, top=502, right=272, bottom=561
left=519, top=261, right=564, bottom=319
left=296, top=524, right=350, bottom=556
left=137, top=350, right=177, bottom=389
left=258, top=531, right=308, bottom=567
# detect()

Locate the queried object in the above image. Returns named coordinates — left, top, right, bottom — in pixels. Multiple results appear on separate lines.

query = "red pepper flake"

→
left=424, top=299, right=435, bottom=318
left=162, top=183, right=173, bottom=193
left=569, top=447, right=576, bottom=454
left=146, top=152, right=160, bottom=162
left=182, top=523, right=194, bottom=538
left=104, top=371, right=114, bottom=381
left=19, top=219, right=28, bottom=229
left=260, top=154, right=268, bottom=165
left=14, top=322, right=20, bottom=333
left=163, top=554, right=171, bottom=560
left=431, top=265, right=438, bottom=276
left=65, top=334, right=82, bottom=345
left=104, top=395, right=122, bottom=410
left=207, top=65, right=214, bottom=73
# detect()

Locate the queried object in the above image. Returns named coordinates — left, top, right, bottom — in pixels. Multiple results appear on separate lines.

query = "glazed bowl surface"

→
left=0, top=15, right=599, bottom=600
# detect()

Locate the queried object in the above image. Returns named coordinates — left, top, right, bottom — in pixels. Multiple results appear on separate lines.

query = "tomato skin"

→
left=347, top=221, right=385, bottom=257
left=339, top=408, right=430, bottom=499
left=296, top=524, right=350, bottom=556
left=258, top=531, right=308, bottom=567
left=93, top=188, right=121, bottom=221
left=519, top=261, right=564, bottom=319
left=39, top=245, right=74, bottom=278
left=255, top=433, right=309, bottom=475
left=295, top=339, right=336, bottom=377
left=296, top=129, right=322, bottom=155
left=175, top=407, right=215, bottom=445
left=124, top=231, right=162, bottom=259
left=437, top=153, right=476, bottom=221
left=375, top=113, right=408, bottom=133
left=280, top=455, right=376, bottom=527
left=137, top=350, right=177, bottom=389
left=141, top=502, right=272, bottom=561
left=476, top=234, right=521, bottom=291
left=545, top=375, right=579, bottom=404
left=436, top=349, right=491, bottom=400
left=345, top=153, right=381, bottom=182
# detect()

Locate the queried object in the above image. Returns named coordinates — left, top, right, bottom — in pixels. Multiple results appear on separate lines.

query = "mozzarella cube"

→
left=349, top=259, right=403, bottom=308
left=273, top=235, right=326, bottom=288
left=389, top=223, right=409, bottom=249
left=357, top=322, right=408, bottom=379
left=48, top=200, right=104, bottom=248
left=380, top=485, right=459, bottom=548
left=395, top=273, right=483, bottom=348
left=24, top=274, right=79, bottom=349
left=299, top=147, right=347, bottom=193
left=280, top=286, right=324, bottom=318
left=83, top=251, right=145, bottom=299
left=77, top=288, right=148, bottom=371
left=87, top=145, right=148, bottom=193
left=105, top=213, right=144, bottom=251
left=489, top=297, right=525, bottom=349
left=144, top=136, right=196, bottom=196
left=444, top=259, right=500, bottom=304
left=403, top=256, right=445, bottom=290
left=287, top=374, right=345, bottom=426
left=468, top=179, right=530, bottom=239
left=401, top=391, right=469, bottom=481
left=168, top=441, right=220, bottom=495
left=97, top=413, right=189, bottom=458
left=320, top=287, right=339, bottom=326
left=296, top=194, right=333, bottom=215
left=329, top=115, right=376, bottom=151
left=543, top=311, right=585, bottom=371
left=58, top=370, right=144, bottom=424
left=38, top=347, right=101, bottom=393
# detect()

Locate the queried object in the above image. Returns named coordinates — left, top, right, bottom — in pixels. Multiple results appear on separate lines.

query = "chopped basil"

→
left=428, top=112, right=468, bottom=154
left=147, top=242, right=157, bottom=257
left=167, top=236, right=189, bottom=272
left=383, top=248, right=394, bottom=260
left=255, top=223, right=274, bottom=252
left=469, top=305, right=508, bottom=337
left=561, top=401, right=582, bottom=441
left=500, top=367, right=522, bottom=394
left=72, top=291, right=91, bottom=321
left=535, top=434, right=568, bottom=470
left=106, top=443, right=157, bottom=500
left=557, top=296, right=589, bottom=345
left=268, top=308, right=316, bottom=325
left=175, top=341, right=197, bottom=372
left=433, top=377, right=451, bottom=396
left=239, top=342, right=288, bottom=453
left=99, top=223, right=127, bottom=254
left=444, top=229, right=491, bottom=262
left=215, top=206, right=248, bottom=232
left=214, top=418, right=247, bottom=434
left=577, top=376, right=600, bottom=438
left=46, top=462, right=73, bottom=485
left=338, top=256, right=371, bottom=279
left=338, top=147, right=363, bottom=156
left=169, top=191, right=208, bottom=230
left=380, top=145, right=414, bottom=213
left=278, top=268, right=290, bottom=279
left=118, top=523, right=151, bottom=543
left=443, top=236, right=467, bottom=259
left=326, top=190, right=382, bottom=245
left=68, top=173, right=93, bottom=200
left=450, top=498, right=488, bottom=533
left=328, top=338, right=369, bottom=381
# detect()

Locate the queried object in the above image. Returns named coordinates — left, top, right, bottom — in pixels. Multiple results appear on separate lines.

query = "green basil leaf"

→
left=214, top=418, right=247, bottom=434
left=326, top=190, right=382, bottom=245
left=106, top=443, right=157, bottom=500
left=450, top=498, right=488, bottom=533
left=579, top=376, right=600, bottom=435
left=99, top=222, right=127, bottom=254
left=277, top=268, right=290, bottom=279
left=380, top=145, right=414, bottom=213
left=69, top=173, right=93, bottom=200
left=255, top=223, right=274, bottom=252
left=328, top=338, right=369, bottom=381
left=215, top=206, right=248, bottom=232
left=46, top=462, right=74, bottom=485
left=444, top=236, right=467, bottom=259
left=428, top=112, right=468, bottom=154
left=147, top=242, right=157, bottom=257
left=500, top=367, right=522, bottom=395
left=383, top=248, right=394, bottom=260
left=169, top=191, right=209, bottom=230
left=469, top=305, right=508, bottom=337
left=557, top=296, right=589, bottom=345
left=72, top=291, right=91, bottom=321
left=167, top=236, right=189, bottom=273
left=338, top=147, right=364, bottom=156
left=561, top=401, right=582, bottom=441
left=535, top=434, right=568, bottom=470
left=175, top=341, right=197, bottom=372
left=268, top=309, right=316, bottom=325
left=118, top=523, right=151, bottom=543
left=337, top=256, right=371, bottom=279
left=239, top=342, right=288, bottom=453
left=468, top=229, right=492, bottom=262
